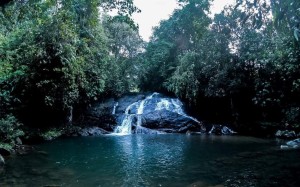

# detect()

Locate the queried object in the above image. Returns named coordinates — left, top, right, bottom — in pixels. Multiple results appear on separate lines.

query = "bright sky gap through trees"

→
left=132, top=0, right=235, bottom=41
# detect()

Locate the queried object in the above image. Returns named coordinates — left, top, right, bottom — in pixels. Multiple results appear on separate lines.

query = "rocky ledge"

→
left=81, top=92, right=236, bottom=135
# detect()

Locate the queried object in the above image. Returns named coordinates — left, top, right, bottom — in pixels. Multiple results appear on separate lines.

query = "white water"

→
left=112, top=102, right=118, bottom=115
left=115, top=115, right=134, bottom=134
left=114, top=93, right=159, bottom=135
left=155, top=98, right=200, bottom=123
left=114, top=93, right=201, bottom=135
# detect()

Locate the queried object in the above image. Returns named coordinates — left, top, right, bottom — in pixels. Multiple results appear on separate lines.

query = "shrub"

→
left=0, top=115, right=24, bottom=144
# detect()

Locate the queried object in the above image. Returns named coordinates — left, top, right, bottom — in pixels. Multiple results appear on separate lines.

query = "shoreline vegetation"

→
left=0, top=0, right=300, bottom=167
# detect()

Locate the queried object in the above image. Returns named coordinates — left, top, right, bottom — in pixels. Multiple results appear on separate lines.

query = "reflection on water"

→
left=115, top=135, right=185, bottom=186
left=0, top=135, right=300, bottom=187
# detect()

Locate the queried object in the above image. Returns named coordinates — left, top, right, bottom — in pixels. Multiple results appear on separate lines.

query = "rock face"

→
left=83, top=92, right=204, bottom=134
left=83, top=98, right=117, bottom=131
left=83, top=92, right=235, bottom=135
left=141, top=109, right=201, bottom=133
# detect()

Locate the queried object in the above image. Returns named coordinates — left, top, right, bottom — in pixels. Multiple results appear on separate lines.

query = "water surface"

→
left=1, top=135, right=300, bottom=187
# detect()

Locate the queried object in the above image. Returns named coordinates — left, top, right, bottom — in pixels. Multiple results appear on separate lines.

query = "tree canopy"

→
left=139, top=0, right=300, bottom=130
left=0, top=0, right=300, bottom=142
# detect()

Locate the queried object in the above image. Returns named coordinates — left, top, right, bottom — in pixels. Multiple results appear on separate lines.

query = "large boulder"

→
left=141, top=109, right=202, bottom=133
left=82, top=92, right=205, bottom=134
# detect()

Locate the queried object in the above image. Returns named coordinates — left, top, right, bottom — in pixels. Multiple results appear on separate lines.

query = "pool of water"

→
left=1, top=134, right=300, bottom=187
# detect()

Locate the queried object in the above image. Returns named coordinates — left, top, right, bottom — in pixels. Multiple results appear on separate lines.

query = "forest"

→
left=0, top=0, right=300, bottom=149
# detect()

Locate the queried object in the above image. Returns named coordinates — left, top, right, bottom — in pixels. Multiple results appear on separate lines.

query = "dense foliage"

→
left=139, top=0, right=300, bottom=133
left=0, top=0, right=300, bottom=144
left=0, top=0, right=142, bottom=145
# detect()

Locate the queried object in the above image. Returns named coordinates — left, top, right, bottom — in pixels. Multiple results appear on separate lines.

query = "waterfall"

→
left=113, top=92, right=202, bottom=135
left=112, top=102, right=118, bottom=115
left=114, top=115, right=134, bottom=134
left=114, top=93, right=159, bottom=135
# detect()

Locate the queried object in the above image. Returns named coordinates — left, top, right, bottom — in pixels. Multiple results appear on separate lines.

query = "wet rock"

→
left=79, top=127, right=109, bottom=136
left=115, top=94, right=146, bottom=114
left=275, top=130, right=297, bottom=139
left=83, top=93, right=203, bottom=134
left=281, top=138, right=300, bottom=149
left=83, top=98, right=118, bottom=131
left=209, top=125, right=236, bottom=135
left=83, top=94, right=146, bottom=130
left=86, top=127, right=109, bottom=135
left=142, top=109, right=201, bottom=133
left=82, top=92, right=220, bottom=135
left=78, top=129, right=89, bottom=136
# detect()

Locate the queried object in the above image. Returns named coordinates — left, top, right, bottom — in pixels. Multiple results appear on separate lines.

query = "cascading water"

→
left=112, top=102, right=118, bottom=115
left=155, top=98, right=200, bottom=123
left=114, top=102, right=138, bottom=134
left=114, top=93, right=159, bottom=135
left=113, top=93, right=201, bottom=135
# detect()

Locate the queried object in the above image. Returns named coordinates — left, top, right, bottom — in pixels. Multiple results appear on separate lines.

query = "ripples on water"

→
left=1, top=135, right=300, bottom=187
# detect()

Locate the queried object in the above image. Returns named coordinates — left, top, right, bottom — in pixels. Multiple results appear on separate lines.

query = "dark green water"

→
left=1, top=135, right=300, bottom=187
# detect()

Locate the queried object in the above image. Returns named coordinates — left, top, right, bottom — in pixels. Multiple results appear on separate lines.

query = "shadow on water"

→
left=0, top=135, right=300, bottom=187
